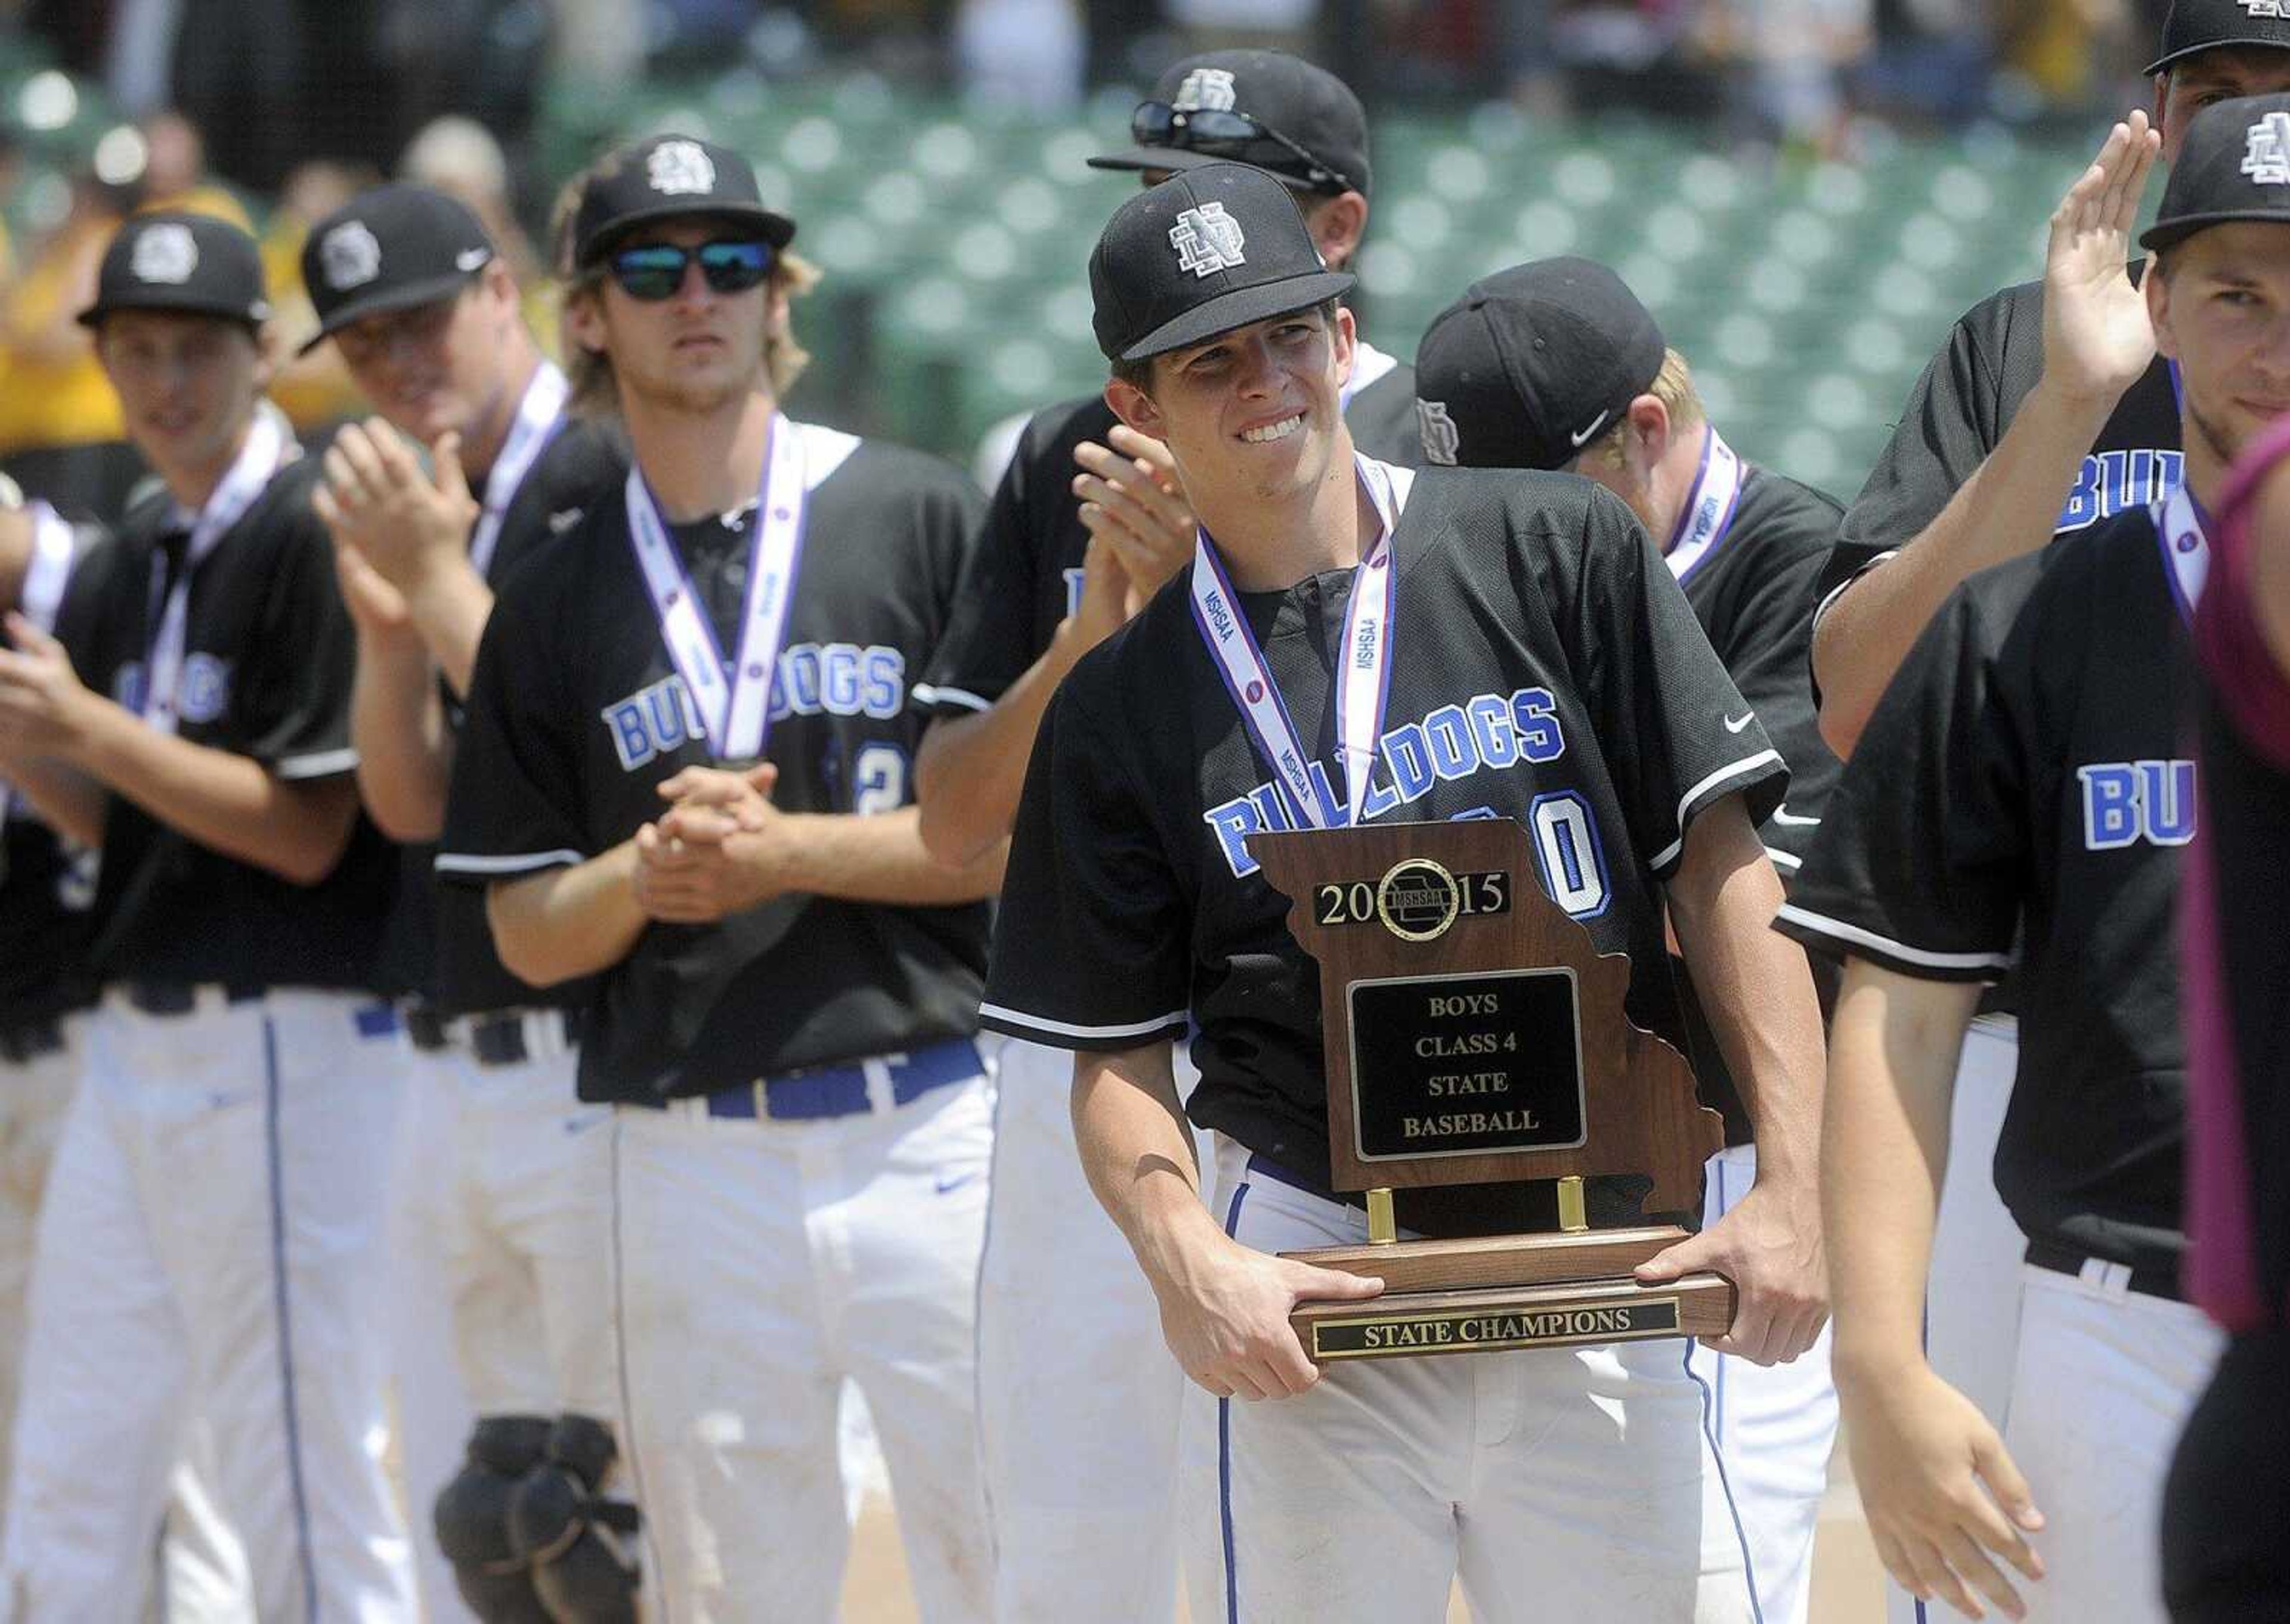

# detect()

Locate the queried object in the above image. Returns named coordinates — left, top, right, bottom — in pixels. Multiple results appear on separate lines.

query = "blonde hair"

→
left=549, top=165, right=820, bottom=417
left=1587, top=347, right=1704, bottom=470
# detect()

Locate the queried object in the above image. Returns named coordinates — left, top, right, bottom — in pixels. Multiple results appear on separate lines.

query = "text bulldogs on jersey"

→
left=603, top=641, right=907, bottom=770
left=2079, top=758, right=2196, bottom=850
left=2057, top=448, right=2183, bottom=534
left=1204, top=685, right=1568, bottom=877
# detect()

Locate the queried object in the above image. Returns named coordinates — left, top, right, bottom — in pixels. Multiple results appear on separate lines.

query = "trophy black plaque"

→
left=1252, top=819, right=1735, bottom=1362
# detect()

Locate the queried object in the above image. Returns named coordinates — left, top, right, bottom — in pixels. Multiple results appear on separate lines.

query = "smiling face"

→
left=2158, top=47, right=2290, bottom=163
left=2149, top=221, right=2290, bottom=476
left=332, top=261, right=521, bottom=447
left=565, top=217, right=785, bottom=419
left=96, top=309, right=267, bottom=495
left=1106, top=302, right=1356, bottom=519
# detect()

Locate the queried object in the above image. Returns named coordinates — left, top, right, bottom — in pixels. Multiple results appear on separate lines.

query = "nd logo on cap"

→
left=647, top=140, right=717, bottom=197
left=131, top=224, right=199, bottom=285
left=1170, top=201, right=1247, bottom=278
left=2244, top=109, right=2290, bottom=183
left=321, top=221, right=383, bottom=291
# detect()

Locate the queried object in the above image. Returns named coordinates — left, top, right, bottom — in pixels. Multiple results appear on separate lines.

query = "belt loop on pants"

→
left=2025, top=1240, right=2185, bottom=1303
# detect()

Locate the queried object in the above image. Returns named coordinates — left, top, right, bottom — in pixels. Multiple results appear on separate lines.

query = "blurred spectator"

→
left=0, top=172, right=136, bottom=520
left=262, top=159, right=377, bottom=433
left=1856, top=0, right=1995, bottom=126
left=1163, top=0, right=1321, bottom=53
left=1710, top=0, right=1874, bottom=154
left=398, top=115, right=559, bottom=358
left=955, top=0, right=1086, bottom=109
left=134, top=110, right=254, bottom=227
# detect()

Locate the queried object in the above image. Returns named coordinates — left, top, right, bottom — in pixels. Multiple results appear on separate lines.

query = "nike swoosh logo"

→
left=205, top=1086, right=260, bottom=1113
left=1568, top=409, right=1611, bottom=448
left=562, top=1112, right=610, bottom=1136
left=1771, top=804, right=1821, bottom=827
left=547, top=508, right=585, bottom=534
left=934, top=1170, right=982, bottom=1195
left=1723, top=712, right=1754, bottom=733
left=456, top=247, right=491, bottom=272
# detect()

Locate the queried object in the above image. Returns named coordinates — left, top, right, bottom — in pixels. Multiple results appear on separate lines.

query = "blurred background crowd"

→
left=0, top=0, right=2180, bottom=525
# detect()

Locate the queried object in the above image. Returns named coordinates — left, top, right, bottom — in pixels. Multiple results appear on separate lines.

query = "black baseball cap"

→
left=78, top=211, right=270, bottom=330
left=568, top=133, right=795, bottom=271
left=1091, top=163, right=1354, bottom=363
left=299, top=184, right=496, bottom=355
left=1413, top=258, right=1666, bottom=471
left=1090, top=50, right=1372, bottom=200
left=2146, top=0, right=2290, bottom=75
left=2141, top=91, right=2290, bottom=249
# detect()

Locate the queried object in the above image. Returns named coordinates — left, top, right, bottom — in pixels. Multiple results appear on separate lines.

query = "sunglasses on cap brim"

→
left=606, top=239, right=775, bottom=300
left=1129, top=102, right=1353, bottom=194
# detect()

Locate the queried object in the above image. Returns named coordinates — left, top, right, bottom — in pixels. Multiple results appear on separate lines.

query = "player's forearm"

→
left=1666, top=799, right=1824, bottom=1183
left=350, top=630, right=451, bottom=841
left=485, top=841, right=646, bottom=985
left=1815, top=378, right=2118, bottom=757
left=0, top=755, right=105, bottom=848
left=402, top=560, right=496, bottom=699
left=69, top=700, right=358, bottom=884
left=775, top=805, right=1006, bottom=904
left=1824, top=960, right=1982, bottom=1386
left=1073, top=1042, right=1225, bottom=1292
left=915, top=628, right=1090, bottom=869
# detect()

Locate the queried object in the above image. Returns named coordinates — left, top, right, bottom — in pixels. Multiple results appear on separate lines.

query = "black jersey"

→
left=981, top=462, right=1787, bottom=1237
left=372, top=415, right=627, bottom=1015
left=1819, top=274, right=2183, bottom=608
left=1778, top=504, right=2200, bottom=1274
left=438, top=424, right=992, bottom=1105
left=916, top=340, right=1423, bottom=717
left=72, top=455, right=398, bottom=991
left=1667, top=457, right=1845, bottom=1142
left=2184, top=437, right=2290, bottom=1331
left=2, top=513, right=107, bottom=1029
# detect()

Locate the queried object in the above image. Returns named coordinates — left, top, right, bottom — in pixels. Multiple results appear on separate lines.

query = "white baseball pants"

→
left=0, top=988, right=414, bottom=1622
left=1183, top=1135, right=1758, bottom=1623
left=1686, top=1142, right=1839, bottom=1624
left=608, top=1053, right=994, bottom=1623
left=974, top=1038, right=1193, bottom=1623
left=387, top=1028, right=617, bottom=1624
left=0, top=1025, right=80, bottom=1531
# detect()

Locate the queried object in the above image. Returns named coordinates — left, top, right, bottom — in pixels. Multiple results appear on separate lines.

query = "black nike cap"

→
left=1090, top=50, right=1371, bottom=200
left=2146, top=0, right=2290, bottom=76
left=2142, top=91, right=2290, bottom=248
left=79, top=211, right=270, bottom=330
left=299, top=184, right=497, bottom=356
left=1412, top=258, right=1666, bottom=471
left=568, top=133, right=795, bottom=271
left=1091, top=162, right=1354, bottom=363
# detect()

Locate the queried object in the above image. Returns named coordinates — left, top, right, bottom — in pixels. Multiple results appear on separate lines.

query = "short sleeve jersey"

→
left=2183, top=420, right=2290, bottom=1330
left=72, top=456, right=398, bottom=991
left=916, top=339, right=1425, bottom=717
left=438, top=424, right=992, bottom=1104
left=2, top=515, right=107, bottom=1028
left=372, top=416, right=627, bottom=1015
left=982, top=462, right=1788, bottom=1237
left=1819, top=274, right=2181, bottom=610
left=1666, top=460, right=1845, bottom=1140
left=1778, top=505, right=2199, bottom=1273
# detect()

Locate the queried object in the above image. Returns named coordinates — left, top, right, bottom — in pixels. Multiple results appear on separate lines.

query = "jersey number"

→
left=1528, top=792, right=1610, bottom=919
left=853, top=743, right=907, bottom=816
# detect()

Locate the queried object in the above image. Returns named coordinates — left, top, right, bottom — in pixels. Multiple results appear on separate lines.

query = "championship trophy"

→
left=1252, top=819, right=1735, bottom=1362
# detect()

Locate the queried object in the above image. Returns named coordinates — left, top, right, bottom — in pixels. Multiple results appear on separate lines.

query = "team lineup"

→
left=0, top=3, right=2287, bottom=1622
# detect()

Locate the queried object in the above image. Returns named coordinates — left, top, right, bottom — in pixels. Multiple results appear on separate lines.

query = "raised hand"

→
left=2043, top=110, right=2164, bottom=408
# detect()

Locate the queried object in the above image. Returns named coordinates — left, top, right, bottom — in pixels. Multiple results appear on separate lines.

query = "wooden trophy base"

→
left=1283, top=1226, right=1737, bottom=1363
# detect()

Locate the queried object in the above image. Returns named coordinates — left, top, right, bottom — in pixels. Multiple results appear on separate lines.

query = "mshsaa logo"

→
left=177, top=654, right=231, bottom=724
left=131, top=224, right=198, bottom=286
left=1170, top=202, right=1246, bottom=278
left=648, top=140, right=716, bottom=197
left=320, top=221, right=382, bottom=291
